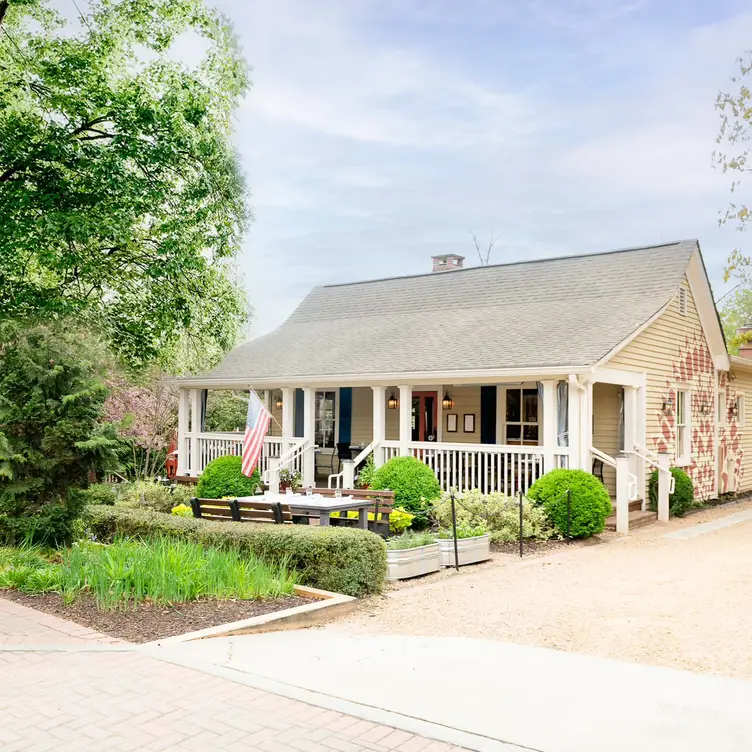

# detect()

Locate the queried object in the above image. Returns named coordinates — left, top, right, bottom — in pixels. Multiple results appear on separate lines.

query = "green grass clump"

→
left=86, top=506, right=386, bottom=597
left=0, top=537, right=299, bottom=610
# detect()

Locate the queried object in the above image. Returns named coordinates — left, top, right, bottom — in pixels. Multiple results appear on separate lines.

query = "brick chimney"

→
left=738, top=327, right=752, bottom=359
left=431, top=254, right=465, bottom=273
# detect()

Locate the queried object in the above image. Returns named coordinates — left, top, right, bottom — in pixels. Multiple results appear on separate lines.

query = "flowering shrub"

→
left=171, top=503, right=192, bottom=517
left=431, top=490, right=555, bottom=543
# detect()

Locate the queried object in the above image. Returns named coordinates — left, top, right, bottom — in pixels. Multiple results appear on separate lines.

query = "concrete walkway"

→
left=160, top=631, right=752, bottom=752
left=0, top=598, right=472, bottom=752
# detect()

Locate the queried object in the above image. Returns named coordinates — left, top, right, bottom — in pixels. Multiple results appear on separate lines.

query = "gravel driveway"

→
left=329, top=499, right=752, bottom=679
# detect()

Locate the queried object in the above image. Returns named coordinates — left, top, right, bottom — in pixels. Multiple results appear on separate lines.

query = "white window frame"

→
left=505, top=387, right=540, bottom=445
left=736, top=394, right=745, bottom=426
left=314, top=390, right=337, bottom=449
left=675, top=388, right=691, bottom=466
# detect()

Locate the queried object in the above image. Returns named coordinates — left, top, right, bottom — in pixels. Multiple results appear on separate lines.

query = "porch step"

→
left=605, top=510, right=657, bottom=532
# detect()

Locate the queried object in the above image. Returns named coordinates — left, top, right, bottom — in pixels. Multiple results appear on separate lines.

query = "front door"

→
left=412, top=392, right=438, bottom=442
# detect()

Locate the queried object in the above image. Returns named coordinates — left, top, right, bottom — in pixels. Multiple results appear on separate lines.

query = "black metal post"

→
left=566, top=489, right=572, bottom=543
left=450, top=490, right=460, bottom=571
left=518, top=491, right=523, bottom=558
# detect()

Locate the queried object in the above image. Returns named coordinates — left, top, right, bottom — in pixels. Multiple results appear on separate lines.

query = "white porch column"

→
left=177, top=388, right=190, bottom=477
left=580, top=380, right=593, bottom=474
left=371, top=386, right=386, bottom=467
left=657, top=452, right=671, bottom=523
left=541, top=380, right=556, bottom=473
left=280, top=387, right=295, bottom=453
left=398, top=385, right=413, bottom=456
left=302, top=387, right=315, bottom=487
left=623, top=385, right=640, bottom=499
left=188, top=388, right=201, bottom=476
left=615, top=453, right=630, bottom=534
left=567, top=377, right=582, bottom=470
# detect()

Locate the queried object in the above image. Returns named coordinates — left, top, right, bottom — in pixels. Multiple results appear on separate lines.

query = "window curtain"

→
left=618, top=388, right=625, bottom=451
left=556, top=380, right=569, bottom=447
left=339, top=388, right=352, bottom=445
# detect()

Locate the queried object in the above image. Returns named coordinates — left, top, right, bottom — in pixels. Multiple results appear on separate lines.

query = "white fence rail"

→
left=382, top=440, right=550, bottom=495
left=185, top=433, right=301, bottom=477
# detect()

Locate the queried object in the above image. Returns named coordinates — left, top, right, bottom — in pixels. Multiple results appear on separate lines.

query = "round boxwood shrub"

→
left=528, top=469, right=612, bottom=538
left=648, top=467, right=694, bottom=517
left=370, top=456, right=441, bottom=526
left=196, top=456, right=260, bottom=499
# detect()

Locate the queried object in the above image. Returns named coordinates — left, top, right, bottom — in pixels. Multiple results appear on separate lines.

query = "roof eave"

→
left=162, top=364, right=593, bottom=389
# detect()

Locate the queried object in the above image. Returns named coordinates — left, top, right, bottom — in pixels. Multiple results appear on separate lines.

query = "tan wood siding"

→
left=350, top=387, right=373, bottom=445
left=443, top=387, right=481, bottom=443
left=608, top=277, right=716, bottom=500
left=720, top=369, right=747, bottom=493
left=592, top=383, right=622, bottom=498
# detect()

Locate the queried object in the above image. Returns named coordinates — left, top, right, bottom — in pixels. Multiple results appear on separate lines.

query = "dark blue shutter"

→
left=339, top=388, right=352, bottom=444
left=294, top=389, right=304, bottom=437
left=480, top=386, right=497, bottom=444
left=200, top=389, right=208, bottom=431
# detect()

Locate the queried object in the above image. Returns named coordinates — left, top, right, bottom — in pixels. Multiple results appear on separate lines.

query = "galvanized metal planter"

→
left=386, top=542, right=441, bottom=581
left=439, top=534, right=491, bottom=567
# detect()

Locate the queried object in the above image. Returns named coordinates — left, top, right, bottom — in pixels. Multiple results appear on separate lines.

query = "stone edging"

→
left=147, top=585, right=357, bottom=645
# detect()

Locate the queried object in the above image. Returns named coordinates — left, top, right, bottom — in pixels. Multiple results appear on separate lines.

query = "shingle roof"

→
left=202, top=240, right=699, bottom=382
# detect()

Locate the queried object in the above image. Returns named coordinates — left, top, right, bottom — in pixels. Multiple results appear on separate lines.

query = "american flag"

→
left=241, top=390, right=272, bottom=477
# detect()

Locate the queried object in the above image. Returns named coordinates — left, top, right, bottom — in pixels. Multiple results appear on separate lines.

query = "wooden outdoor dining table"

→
left=244, top=493, right=373, bottom=528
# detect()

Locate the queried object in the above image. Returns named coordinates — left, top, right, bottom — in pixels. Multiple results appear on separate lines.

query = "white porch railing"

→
left=186, top=433, right=302, bottom=477
left=382, top=440, right=553, bottom=495
left=328, top=441, right=378, bottom=489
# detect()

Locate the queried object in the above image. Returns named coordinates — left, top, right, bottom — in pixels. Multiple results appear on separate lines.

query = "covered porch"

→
left=174, top=367, right=648, bottom=503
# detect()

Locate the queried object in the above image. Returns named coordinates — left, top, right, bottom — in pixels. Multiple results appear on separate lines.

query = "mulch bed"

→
left=2, top=590, right=313, bottom=643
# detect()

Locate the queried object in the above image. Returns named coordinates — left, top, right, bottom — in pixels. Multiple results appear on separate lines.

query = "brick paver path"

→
left=0, top=599, right=467, bottom=752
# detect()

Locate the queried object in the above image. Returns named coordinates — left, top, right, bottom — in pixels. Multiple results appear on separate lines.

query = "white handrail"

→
left=263, top=439, right=313, bottom=484
left=634, top=444, right=658, bottom=460
left=625, top=448, right=675, bottom=494
left=329, top=440, right=378, bottom=489
left=591, top=446, right=616, bottom=469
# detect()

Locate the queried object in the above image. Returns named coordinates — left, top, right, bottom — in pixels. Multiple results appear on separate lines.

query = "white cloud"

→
left=529, top=0, right=650, bottom=30
left=208, top=0, right=752, bottom=336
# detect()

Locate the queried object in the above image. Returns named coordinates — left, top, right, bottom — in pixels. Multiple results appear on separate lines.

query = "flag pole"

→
left=250, top=387, right=284, bottom=432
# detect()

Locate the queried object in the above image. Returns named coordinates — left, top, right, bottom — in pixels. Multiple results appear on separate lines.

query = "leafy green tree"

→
left=204, top=390, right=248, bottom=432
left=720, top=288, right=752, bottom=353
left=0, top=0, right=250, bottom=368
left=0, top=322, right=121, bottom=545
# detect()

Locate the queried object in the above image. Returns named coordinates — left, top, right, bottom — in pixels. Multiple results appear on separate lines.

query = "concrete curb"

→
left=148, top=585, right=357, bottom=645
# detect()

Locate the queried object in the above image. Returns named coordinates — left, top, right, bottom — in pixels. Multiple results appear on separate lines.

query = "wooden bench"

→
left=312, top=488, right=395, bottom=536
left=189, top=497, right=292, bottom=524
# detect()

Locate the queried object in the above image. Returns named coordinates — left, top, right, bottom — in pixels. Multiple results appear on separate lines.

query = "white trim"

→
left=686, top=249, right=730, bottom=371
left=162, top=366, right=591, bottom=390
left=589, top=367, right=647, bottom=389
left=713, top=369, right=719, bottom=499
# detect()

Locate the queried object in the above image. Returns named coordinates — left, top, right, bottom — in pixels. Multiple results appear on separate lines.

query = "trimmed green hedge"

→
left=648, top=467, right=694, bottom=517
left=84, top=506, right=386, bottom=597
left=528, top=469, right=612, bottom=538
left=197, top=455, right=260, bottom=499
left=371, top=456, right=441, bottom=527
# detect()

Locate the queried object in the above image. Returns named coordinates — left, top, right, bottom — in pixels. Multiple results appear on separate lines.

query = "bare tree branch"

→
left=470, top=230, right=501, bottom=265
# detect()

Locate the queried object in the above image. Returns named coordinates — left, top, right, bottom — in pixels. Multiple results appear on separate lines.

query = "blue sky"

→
left=207, top=0, right=752, bottom=336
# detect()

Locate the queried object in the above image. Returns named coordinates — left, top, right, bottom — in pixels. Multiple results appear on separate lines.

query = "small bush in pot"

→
left=648, top=467, right=694, bottom=517
left=196, top=456, right=260, bottom=499
left=528, top=469, right=611, bottom=538
left=386, top=531, right=437, bottom=550
left=278, top=468, right=301, bottom=492
left=437, top=523, right=488, bottom=539
left=370, top=456, right=441, bottom=527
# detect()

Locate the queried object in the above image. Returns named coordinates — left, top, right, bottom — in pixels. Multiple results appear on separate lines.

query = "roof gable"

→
left=201, top=240, right=700, bottom=384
